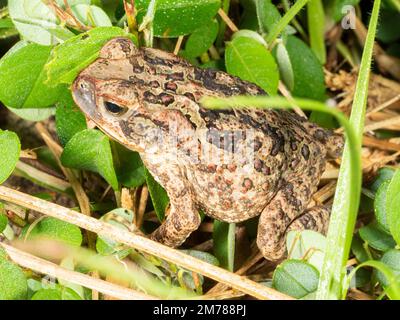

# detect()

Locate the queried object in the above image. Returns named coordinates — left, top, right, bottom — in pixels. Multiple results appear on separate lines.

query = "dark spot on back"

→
left=159, top=93, right=175, bottom=106
left=184, top=92, right=196, bottom=101
left=165, top=82, right=178, bottom=92
left=150, top=80, right=160, bottom=88
left=143, top=91, right=158, bottom=104
left=301, top=145, right=310, bottom=160
left=167, top=72, right=184, bottom=81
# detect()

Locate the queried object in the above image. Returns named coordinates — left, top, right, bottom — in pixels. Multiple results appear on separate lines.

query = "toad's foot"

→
left=257, top=176, right=329, bottom=261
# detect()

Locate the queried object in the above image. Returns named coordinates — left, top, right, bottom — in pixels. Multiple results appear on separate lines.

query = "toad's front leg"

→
left=144, top=160, right=201, bottom=248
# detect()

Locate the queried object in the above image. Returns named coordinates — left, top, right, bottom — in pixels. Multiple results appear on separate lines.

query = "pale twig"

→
left=196, top=289, right=245, bottom=300
left=174, top=36, right=184, bottom=55
left=362, top=135, right=400, bottom=152
left=14, top=161, right=71, bottom=193
left=363, top=115, right=400, bottom=133
left=347, top=288, right=375, bottom=300
left=0, top=243, right=155, bottom=300
left=278, top=81, right=306, bottom=117
left=136, top=186, right=149, bottom=228
left=0, top=186, right=292, bottom=300
left=207, top=250, right=264, bottom=294
left=20, top=150, right=37, bottom=159
left=366, top=94, right=400, bottom=116
left=217, top=8, right=238, bottom=33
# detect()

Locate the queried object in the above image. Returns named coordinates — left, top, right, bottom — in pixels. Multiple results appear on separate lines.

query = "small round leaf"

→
left=272, top=259, right=319, bottom=299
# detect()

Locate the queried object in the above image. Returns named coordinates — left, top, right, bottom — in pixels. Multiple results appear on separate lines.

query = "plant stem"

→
left=0, top=186, right=292, bottom=300
left=266, top=0, right=309, bottom=47
left=316, top=0, right=382, bottom=300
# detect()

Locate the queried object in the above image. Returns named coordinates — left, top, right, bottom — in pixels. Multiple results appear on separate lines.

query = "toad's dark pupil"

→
left=105, top=101, right=124, bottom=114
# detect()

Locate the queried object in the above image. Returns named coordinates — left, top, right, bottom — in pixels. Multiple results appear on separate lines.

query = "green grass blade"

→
left=307, top=0, right=326, bottom=64
left=316, top=0, right=382, bottom=300
left=266, top=0, right=309, bottom=46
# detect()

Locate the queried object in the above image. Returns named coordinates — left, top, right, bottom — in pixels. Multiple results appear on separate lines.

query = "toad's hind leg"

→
left=257, top=176, right=329, bottom=261
left=147, top=164, right=201, bottom=248
left=287, top=205, right=329, bottom=235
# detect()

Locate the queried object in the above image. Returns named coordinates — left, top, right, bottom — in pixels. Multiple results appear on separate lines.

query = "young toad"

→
left=72, top=38, right=342, bottom=260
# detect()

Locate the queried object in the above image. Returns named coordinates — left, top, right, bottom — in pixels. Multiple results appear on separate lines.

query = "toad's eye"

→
left=104, top=101, right=126, bottom=115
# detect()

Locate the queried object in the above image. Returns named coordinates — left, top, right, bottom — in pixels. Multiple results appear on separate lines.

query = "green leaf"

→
left=136, top=0, right=221, bottom=37
left=274, top=41, right=294, bottom=91
left=21, top=217, right=83, bottom=247
left=96, top=208, right=134, bottom=257
left=55, top=92, right=87, bottom=146
left=213, top=221, right=235, bottom=271
left=377, top=249, right=400, bottom=298
left=71, top=4, right=112, bottom=27
left=376, top=9, right=400, bottom=43
left=225, top=36, right=279, bottom=95
left=273, top=260, right=319, bottom=299
left=275, top=35, right=326, bottom=100
left=359, top=222, right=396, bottom=252
left=286, top=230, right=326, bottom=272
left=7, top=107, right=55, bottom=121
left=370, top=167, right=395, bottom=192
left=8, top=0, right=74, bottom=45
left=31, top=287, right=81, bottom=300
left=351, top=235, right=369, bottom=263
left=309, top=111, right=337, bottom=129
left=386, top=169, right=400, bottom=246
left=61, top=129, right=119, bottom=190
left=184, top=20, right=219, bottom=58
left=0, top=255, right=28, bottom=300
left=307, top=0, right=326, bottom=64
left=0, top=213, right=8, bottom=233
left=45, top=27, right=137, bottom=86
left=61, top=287, right=83, bottom=300
left=58, top=257, right=85, bottom=299
left=55, top=0, right=91, bottom=7
left=181, top=250, right=220, bottom=266
left=265, top=0, right=309, bottom=44
left=31, top=288, right=62, bottom=300
left=374, top=180, right=391, bottom=232
left=255, top=0, right=281, bottom=34
left=0, top=41, right=65, bottom=108
left=113, top=143, right=146, bottom=188
left=239, top=0, right=259, bottom=31
left=0, top=18, right=14, bottom=29
left=144, top=168, right=169, bottom=221
left=0, top=130, right=20, bottom=184
left=0, top=247, right=6, bottom=259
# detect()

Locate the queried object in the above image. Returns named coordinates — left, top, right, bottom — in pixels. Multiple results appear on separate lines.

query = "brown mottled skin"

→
left=72, top=38, right=343, bottom=261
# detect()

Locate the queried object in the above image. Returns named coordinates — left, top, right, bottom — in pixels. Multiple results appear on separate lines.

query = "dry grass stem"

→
left=278, top=81, right=306, bottom=117
left=174, top=36, right=184, bottom=55
left=0, top=186, right=292, bottom=300
left=364, top=115, right=400, bottom=132
left=136, top=186, right=149, bottom=228
left=218, top=8, right=238, bottom=32
left=0, top=243, right=156, bottom=300
left=367, top=94, right=400, bottom=115
left=15, top=161, right=71, bottom=192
